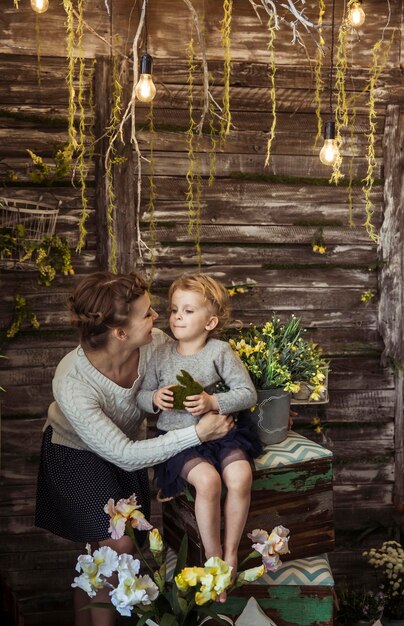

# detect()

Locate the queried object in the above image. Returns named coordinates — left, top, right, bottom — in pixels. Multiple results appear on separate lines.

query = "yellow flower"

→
left=312, top=244, right=319, bottom=252
left=311, top=417, right=321, bottom=426
left=228, top=288, right=236, bottom=297
left=237, top=564, right=265, bottom=583
left=148, top=528, right=164, bottom=553
left=314, top=425, right=323, bottom=433
left=318, top=245, right=327, bottom=254
left=175, top=566, right=205, bottom=591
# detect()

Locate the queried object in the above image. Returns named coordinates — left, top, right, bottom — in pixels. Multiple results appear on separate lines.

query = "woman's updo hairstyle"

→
left=67, top=271, right=147, bottom=349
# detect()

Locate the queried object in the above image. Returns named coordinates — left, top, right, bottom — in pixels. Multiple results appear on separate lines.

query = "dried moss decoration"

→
left=264, top=14, right=277, bottom=167
left=220, top=0, right=233, bottom=141
left=147, top=101, right=157, bottom=284
left=169, top=370, right=203, bottom=410
left=313, top=0, right=325, bottom=148
left=330, top=17, right=349, bottom=185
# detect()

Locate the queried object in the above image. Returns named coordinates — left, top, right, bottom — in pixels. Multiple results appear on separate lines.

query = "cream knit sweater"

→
left=44, top=328, right=200, bottom=471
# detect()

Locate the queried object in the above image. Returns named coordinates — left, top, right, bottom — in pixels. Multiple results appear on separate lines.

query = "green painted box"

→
left=162, top=431, right=334, bottom=565
left=217, top=554, right=334, bottom=626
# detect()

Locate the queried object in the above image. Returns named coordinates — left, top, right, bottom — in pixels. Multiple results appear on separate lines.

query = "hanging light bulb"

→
left=346, top=1, right=366, bottom=28
left=135, top=53, right=156, bottom=103
left=30, top=0, right=49, bottom=13
left=319, top=121, right=339, bottom=166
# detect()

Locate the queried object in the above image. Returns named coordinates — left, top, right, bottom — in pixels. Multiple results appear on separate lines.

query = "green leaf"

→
left=173, top=533, right=189, bottom=577
left=160, top=613, right=180, bottom=626
left=136, top=611, right=158, bottom=626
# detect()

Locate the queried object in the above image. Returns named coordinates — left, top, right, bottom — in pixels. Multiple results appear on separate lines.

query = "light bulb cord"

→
left=329, top=0, right=336, bottom=117
left=145, top=0, right=148, bottom=54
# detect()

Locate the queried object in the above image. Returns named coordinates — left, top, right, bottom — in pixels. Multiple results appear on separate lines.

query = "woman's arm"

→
left=53, top=379, right=233, bottom=472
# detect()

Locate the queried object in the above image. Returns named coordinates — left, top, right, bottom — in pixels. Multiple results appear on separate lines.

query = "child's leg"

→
left=186, top=461, right=223, bottom=560
left=221, top=452, right=253, bottom=577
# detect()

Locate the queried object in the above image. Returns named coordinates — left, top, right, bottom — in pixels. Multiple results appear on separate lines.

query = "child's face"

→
left=169, top=289, right=218, bottom=342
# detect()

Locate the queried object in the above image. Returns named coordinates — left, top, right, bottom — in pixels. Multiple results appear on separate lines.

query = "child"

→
left=137, top=274, right=261, bottom=592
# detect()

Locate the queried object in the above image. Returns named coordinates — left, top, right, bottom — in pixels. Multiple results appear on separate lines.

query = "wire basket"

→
left=0, top=197, right=60, bottom=268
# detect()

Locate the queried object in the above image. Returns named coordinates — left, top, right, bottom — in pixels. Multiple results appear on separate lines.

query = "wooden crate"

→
left=162, top=431, right=334, bottom=565
left=216, top=554, right=334, bottom=626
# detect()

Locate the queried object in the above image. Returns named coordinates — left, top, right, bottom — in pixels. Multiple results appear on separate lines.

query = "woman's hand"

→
left=196, top=411, right=235, bottom=442
left=152, top=386, right=174, bottom=411
left=183, top=391, right=219, bottom=417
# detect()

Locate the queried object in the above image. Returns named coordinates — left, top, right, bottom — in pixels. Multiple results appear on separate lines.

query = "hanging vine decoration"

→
left=347, top=107, right=356, bottom=227
left=35, top=15, right=42, bottom=87
left=208, top=95, right=218, bottom=187
left=75, top=0, right=90, bottom=253
left=186, top=36, right=198, bottom=248
left=313, top=0, right=325, bottom=148
left=146, top=101, right=157, bottom=284
left=330, top=16, right=349, bottom=185
left=62, top=0, right=78, bottom=151
left=104, top=44, right=124, bottom=272
left=362, top=38, right=392, bottom=242
left=220, top=0, right=233, bottom=142
left=264, top=14, right=277, bottom=167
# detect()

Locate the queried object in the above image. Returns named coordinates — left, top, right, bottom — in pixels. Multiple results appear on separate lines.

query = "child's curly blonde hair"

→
left=168, top=274, right=231, bottom=333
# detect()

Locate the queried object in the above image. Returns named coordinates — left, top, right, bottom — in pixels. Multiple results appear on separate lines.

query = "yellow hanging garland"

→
left=313, top=0, right=325, bottom=148
left=264, top=14, right=277, bottom=167
left=220, top=0, right=232, bottom=141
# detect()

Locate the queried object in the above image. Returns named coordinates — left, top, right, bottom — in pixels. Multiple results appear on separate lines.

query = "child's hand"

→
left=153, top=386, right=174, bottom=411
left=183, top=391, right=219, bottom=417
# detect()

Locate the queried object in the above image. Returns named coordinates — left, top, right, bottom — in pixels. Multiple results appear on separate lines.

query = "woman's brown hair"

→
left=67, top=271, right=147, bottom=349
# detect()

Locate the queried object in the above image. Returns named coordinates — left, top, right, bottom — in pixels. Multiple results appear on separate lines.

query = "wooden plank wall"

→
left=0, top=0, right=403, bottom=623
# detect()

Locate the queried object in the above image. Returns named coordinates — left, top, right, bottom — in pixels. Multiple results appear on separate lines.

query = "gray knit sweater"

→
left=43, top=328, right=201, bottom=471
left=137, top=338, right=257, bottom=431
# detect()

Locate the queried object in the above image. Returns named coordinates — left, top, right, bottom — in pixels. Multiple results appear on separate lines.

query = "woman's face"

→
left=123, top=292, right=158, bottom=347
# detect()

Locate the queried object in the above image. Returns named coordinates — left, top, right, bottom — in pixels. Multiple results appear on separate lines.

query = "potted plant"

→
left=228, top=314, right=329, bottom=445
left=363, top=541, right=404, bottom=626
left=337, top=586, right=385, bottom=626
left=73, top=493, right=291, bottom=625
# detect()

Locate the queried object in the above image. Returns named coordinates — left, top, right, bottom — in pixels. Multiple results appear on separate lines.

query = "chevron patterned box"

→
left=217, top=554, right=334, bottom=626
left=162, top=431, right=334, bottom=565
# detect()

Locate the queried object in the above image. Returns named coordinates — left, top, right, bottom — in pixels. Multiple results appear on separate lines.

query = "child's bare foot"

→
left=217, top=553, right=238, bottom=602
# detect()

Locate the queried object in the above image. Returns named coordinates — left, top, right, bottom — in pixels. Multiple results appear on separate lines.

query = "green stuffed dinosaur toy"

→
left=169, top=369, right=204, bottom=410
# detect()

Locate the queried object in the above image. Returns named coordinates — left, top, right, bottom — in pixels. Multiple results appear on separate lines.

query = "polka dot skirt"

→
left=35, top=426, right=151, bottom=543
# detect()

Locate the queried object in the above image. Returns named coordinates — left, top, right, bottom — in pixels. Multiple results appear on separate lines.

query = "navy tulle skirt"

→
left=154, top=418, right=263, bottom=498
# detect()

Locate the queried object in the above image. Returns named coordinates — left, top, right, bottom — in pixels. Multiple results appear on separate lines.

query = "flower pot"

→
left=246, top=388, right=291, bottom=445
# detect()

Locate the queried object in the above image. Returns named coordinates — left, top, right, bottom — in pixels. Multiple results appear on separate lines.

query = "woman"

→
left=35, top=271, right=235, bottom=626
